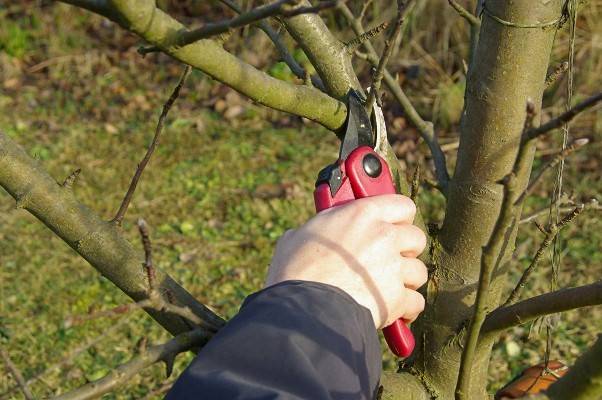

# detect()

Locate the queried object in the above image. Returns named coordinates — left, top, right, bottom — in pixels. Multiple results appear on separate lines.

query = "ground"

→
left=0, top=1, right=600, bottom=399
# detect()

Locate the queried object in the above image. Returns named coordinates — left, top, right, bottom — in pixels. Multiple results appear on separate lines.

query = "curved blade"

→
left=339, top=91, right=373, bottom=161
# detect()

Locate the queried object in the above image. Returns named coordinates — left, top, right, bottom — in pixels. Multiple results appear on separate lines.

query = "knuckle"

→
left=398, top=195, right=417, bottom=219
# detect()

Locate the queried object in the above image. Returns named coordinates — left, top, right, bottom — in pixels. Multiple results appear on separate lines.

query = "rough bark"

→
left=411, top=1, right=564, bottom=398
left=0, top=132, right=225, bottom=336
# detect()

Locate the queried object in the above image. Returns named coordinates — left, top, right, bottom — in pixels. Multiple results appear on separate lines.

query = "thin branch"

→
left=410, top=163, right=420, bottom=202
left=545, top=61, right=569, bottom=88
left=217, top=0, right=324, bottom=90
left=524, top=92, right=602, bottom=141
left=520, top=201, right=601, bottom=224
left=481, top=281, right=602, bottom=336
left=0, top=347, right=34, bottom=400
left=61, top=168, right=81, bottom=188
left=516, top=137, right=589, bottom=204
left=447, top=0, right=481, bottom=26
left=50, top=329, right=209, bottom=400
left=503, top=204, right=587, bottom=307
left=111, top=66, right=190, bottom=225
left=345, top=21, right=389, bottom=53
left=177, top=0, right=342, bottom=47
left=337, top=2, right=450, bottom=190
left=366, top=2, right=409, bottom=115
left=0, top=132, right=225, bottom=336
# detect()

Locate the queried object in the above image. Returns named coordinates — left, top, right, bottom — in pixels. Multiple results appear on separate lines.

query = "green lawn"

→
left=1, top=2, right=601, bottom=399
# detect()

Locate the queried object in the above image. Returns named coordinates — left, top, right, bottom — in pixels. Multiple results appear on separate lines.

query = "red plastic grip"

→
left=313, top=146, right=416, bottom=358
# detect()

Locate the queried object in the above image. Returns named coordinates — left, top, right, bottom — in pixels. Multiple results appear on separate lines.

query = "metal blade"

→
left=339, top=90, right=373, bottom=161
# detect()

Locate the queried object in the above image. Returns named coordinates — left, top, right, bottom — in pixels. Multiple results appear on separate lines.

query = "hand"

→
left=265, top=194, right=428, bottom=329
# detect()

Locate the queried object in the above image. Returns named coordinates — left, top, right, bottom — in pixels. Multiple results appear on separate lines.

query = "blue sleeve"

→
left=166, top=280, right=382, bottom=400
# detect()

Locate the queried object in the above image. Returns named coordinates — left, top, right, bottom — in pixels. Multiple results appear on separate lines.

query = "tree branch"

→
left=481, top=281, right=602, bottom=336
left=217, top=0, right=325, bottom=90
left=0, top=132, right=225, bottom=337
left=176, top=0, right=340, bottom=47
left=503, top=205, right=586, bottom=307
left=61, top=0, right=346, bottom=130
left=111, top=66, right=190, bottom=225
left=447, top=0, right=481, bottom=27
left=524, top=92, right=602, bottom=141
left=0, top=347, right=34, bottom=400
left=366, top=1, right=409, bottom=115
left=547, top=334, right=602, bottom=400
left=50, top=329, right=209, bottom=400
left=520, top=200, right=601, bottom=224
left=516, top=138, right=589, bottom=204
left=337, top=2, right=450, bottom=189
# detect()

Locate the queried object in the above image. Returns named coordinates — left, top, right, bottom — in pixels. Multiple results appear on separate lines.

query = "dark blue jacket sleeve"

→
left=166, top=280, right=382, bottom=400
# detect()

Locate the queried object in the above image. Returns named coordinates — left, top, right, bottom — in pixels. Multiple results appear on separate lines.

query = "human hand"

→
left=265, top=194, right=427, bottom=329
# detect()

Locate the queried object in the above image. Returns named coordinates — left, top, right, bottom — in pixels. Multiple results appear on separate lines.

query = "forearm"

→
left=167, top=280, right=382, bottom=399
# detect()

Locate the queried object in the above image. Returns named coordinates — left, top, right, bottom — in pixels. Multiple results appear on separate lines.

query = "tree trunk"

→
left=410, top=1, right=564, bottom=398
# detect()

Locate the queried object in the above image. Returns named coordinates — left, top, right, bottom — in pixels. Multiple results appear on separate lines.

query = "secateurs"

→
left=313, top=90, right=415, bottom=358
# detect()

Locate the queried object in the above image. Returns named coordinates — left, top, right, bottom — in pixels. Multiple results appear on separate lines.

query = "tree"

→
left=0, top=0, right=600, bottom=399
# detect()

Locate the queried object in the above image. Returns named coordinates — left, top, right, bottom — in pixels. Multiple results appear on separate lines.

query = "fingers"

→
left=351, top=194, right=416, bottom=224
left=400, top=257, right=428, bottom=290
left=400, top=289, right=425, bottom=323
left=388, top=223, right=427, bottom=258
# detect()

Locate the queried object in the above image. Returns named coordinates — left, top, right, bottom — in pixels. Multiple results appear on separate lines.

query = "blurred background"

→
left=0, top=0, right=600, bottom=398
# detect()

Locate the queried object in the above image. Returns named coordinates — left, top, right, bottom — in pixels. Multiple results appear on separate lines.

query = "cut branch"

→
left=524, top=92, right=602, bottom=141
left=503, top=205, right=586, bottom=307
left=0, top=132, right=225, bottom=337
left=0, top=347, right=34, bottom=400
left=50, top=329, right=209, bottom=400
left=481, top=281, right=602, bottom=336
left=447, top=0, right=481, bottom=26
left=112, top=66, right=190, bottom=225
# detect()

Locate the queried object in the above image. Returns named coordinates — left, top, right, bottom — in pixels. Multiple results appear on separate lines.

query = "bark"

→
left=411, top=1, right=564, bottom=398
left=0, top=132, right=225, bottom=336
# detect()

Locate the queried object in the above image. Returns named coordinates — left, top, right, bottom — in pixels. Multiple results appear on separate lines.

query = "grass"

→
left=1, top=1, right=601, bottom=398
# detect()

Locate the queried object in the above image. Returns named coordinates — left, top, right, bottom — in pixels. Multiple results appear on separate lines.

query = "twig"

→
left=516, top=138, right=589, bottom=203
left=217, top=0, right=323, bottom=89
left=520, top=201, right=601, bottom=224
left=140, top=380, right=175, bottom=400
left=545, top=61, right=569, bottom=87
left=176, top=0, right=339, bottom=47
left=523, top=92, right=602, bottom=141
left=337, top=2, right=450, bottom=190
left=481, top=281, right=602, bottom=336
left=0, top=347, right=34, bottom=400
left=137, top=219, right=156, bottom=292
left=111, top=66, right=191, bottom=225
left=359, top=0, right=373, bottom=21
left=345, top=21, right=389, bottom=53
left=366, top=1, right=409, bottom=115
left=447, top=0, right=481, bottom=26
left=503, top=205, right=586, bottom=307
left=50, top=329, right=209, bottom=400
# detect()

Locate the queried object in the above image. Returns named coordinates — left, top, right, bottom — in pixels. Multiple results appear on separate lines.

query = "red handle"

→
left=313, top=146, right=415, bottom=358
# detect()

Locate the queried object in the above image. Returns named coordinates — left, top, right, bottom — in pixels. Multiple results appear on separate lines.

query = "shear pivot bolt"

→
left=362, top=154, right=382, bottom=178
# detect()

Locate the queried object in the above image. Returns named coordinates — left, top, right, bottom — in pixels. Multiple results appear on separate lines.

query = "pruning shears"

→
left=313, top=90, right=415, bottom=358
